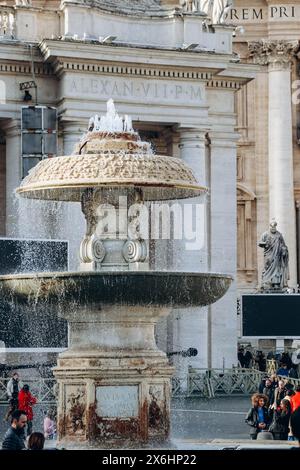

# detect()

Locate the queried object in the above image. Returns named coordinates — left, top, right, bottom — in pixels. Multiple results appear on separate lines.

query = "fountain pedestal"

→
left=54, top=306, right=174, bottom=447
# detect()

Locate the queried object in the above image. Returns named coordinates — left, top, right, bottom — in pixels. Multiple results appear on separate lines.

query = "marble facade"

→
left=0, top=1, right=256, bottom=372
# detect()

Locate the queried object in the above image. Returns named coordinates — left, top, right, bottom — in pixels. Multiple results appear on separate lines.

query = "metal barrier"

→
left=172, top=367, right=300, bottom=398
left=1, top=370, right=299, bottom=403
left=0, top=377, right=57, bottom=405
left=187, top=370, right=212, bottom=397
left=172, top=376, right=187, bottom=397
left=186, top=368, right=265, bottom=397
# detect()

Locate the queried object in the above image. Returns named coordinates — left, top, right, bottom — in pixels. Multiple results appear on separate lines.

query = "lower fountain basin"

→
left=0, top=271, right=232, bottom=308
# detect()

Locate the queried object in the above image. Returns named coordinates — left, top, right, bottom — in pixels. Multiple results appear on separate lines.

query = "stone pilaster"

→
left=61, top=121, right=86, bottom=156
left=249, top=40, right=298, bottom=287
left=209, top=130, right=240, bottom=369
left=59, top=121, right=87, bottom=270
left=178, top=127, right=207, bottom=186
left=170, top=127, right=209, bottom=375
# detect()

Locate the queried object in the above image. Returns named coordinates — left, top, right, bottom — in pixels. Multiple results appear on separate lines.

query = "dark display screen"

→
left=242, top=294, right=300, bottom=337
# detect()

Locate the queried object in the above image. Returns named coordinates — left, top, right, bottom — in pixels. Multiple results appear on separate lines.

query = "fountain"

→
left=0, top=100, right=232, bottom=448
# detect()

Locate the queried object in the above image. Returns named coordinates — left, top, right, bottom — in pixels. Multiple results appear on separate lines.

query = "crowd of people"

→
left=238, top=348, right=299, bottom=378
left=245, top=373, right=300, bottom=444
left=1, top=372, right=56, bottom=451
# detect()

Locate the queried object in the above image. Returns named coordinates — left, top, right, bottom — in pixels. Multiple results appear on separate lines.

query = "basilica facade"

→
left=5, top=1, right=295, bottom=372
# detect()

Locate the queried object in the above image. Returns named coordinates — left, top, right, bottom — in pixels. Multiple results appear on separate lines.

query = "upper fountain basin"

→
left=17, top=131, right=207, bottom=202
left=0, top=271, right=232, bottom=308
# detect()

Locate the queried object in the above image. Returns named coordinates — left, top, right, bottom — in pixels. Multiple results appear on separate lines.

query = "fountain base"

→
left=54, top=305, right=174, bottom=447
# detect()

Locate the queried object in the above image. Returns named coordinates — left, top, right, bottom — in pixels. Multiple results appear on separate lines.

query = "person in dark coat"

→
left=270, top=373, right=279, bottom=390
left=272, top=380, right=287, bottom=410
left=291, top=406, right=300, bottom=447
left=289, top=366, right=299, bottom=379
left=244, top=349, right=253, bottom=368
left=4, top=372, right=23, bottom=422
left=1, top=409, right=27, bottom=450
left=238, top=347, right=245, bottom=368
left=255, top=351, right=267, bottom=372
left=263, top=378, right=274, bottom=406
left=245, top=393, right=271, bottom=440
left=281, top=352, right=292, bottom=370
left=269, top=399, right=291, bottom=440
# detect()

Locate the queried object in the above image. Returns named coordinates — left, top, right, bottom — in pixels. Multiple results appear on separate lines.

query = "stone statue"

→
left=15, top=0, right=31, bottom=5
left=258, top=220, right=289, bottom=291
left=181, top=0, right=233, bottom=23
left=212, top=0, right=233, bottom=23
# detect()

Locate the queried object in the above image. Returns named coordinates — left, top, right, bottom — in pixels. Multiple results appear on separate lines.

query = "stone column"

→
left=209, top=130, right=240, bottom=369
left=177, top=127, right=208, bottom=269
left=249, top=40, right=298, bottom=287
left=59, top=121, right=86, bottom=270
left=171, top=127, right=209, bottom=374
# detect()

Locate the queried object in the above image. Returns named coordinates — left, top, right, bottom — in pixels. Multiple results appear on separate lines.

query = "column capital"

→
left=209, top=130, right=241, bottom=148
left=1, top=118, right=21, bottom=137
left=248, top=40, right=299, bottom=71
left=176, top=126, right=209, bottom=146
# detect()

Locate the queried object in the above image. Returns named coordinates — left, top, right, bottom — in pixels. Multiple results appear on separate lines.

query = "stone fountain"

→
left=0, top=100, right=232, bottom=448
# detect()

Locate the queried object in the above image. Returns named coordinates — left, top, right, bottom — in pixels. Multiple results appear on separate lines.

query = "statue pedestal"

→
left=53, top=306, right=174, bottom=447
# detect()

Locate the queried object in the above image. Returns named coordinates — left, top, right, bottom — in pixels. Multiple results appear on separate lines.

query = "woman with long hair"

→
left=245, top=393, right=271, bottom=440
left=269, top=399, right=291, bottom=440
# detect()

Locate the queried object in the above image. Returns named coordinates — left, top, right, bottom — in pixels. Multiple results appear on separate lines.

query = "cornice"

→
left=208, top=62, right=257, bottom=89
left=38, top=39, right=231, bottom=75
left=207, top=79, right=241, bottom=90
left=0, top=41, right=40, bottom=62
left=0, top=61, right=53, bottom=76
left=52, top=59, right=213, bottom=81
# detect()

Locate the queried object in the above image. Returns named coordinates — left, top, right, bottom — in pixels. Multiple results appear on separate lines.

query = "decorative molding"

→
left=207, top=79, right=241, bottom=89
left=53, top=59, right=213, bottom=80
left=237, top=183, right=256, bottom=201
left=0, top=62, right=53, bottom=76
left=248, top=40, right=299, bottom=71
